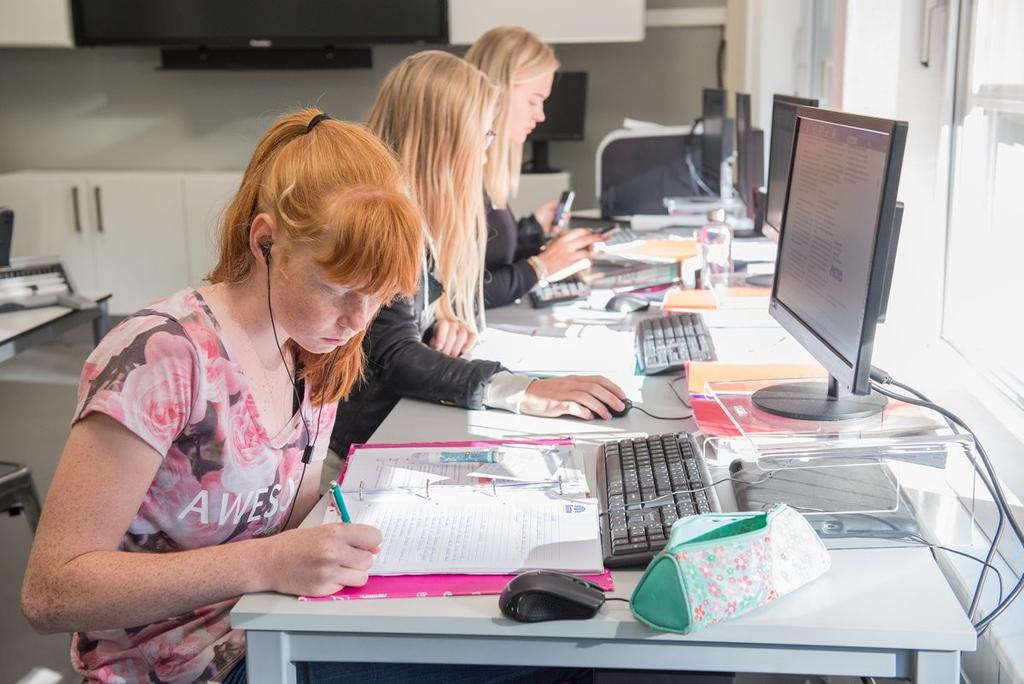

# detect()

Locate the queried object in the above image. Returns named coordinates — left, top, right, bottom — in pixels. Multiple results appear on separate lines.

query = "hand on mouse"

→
left=535, top=229, right=602, bottom=280
left=519, top=375, right=627, bottom=420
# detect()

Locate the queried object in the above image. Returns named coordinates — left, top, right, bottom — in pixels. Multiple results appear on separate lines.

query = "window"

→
left=944, top=0, right=1024, bottom=408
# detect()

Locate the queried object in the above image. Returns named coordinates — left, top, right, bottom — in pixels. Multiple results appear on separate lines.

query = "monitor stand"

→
left=751, top=375, right=887, bottom=422
left=527, top=140, right=559, bottom=173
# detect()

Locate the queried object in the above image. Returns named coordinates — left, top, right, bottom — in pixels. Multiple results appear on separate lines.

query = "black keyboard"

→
left=635, top=312, right=716, bottom=374
left=597, top=432, right=721, bottom=567
left=528, top=280, right=590, bottom=308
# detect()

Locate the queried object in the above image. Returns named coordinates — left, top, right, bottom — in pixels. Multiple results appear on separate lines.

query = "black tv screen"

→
left=72, top=0, right=448, bottom=47
left=527, top=72, right=587, bottom=142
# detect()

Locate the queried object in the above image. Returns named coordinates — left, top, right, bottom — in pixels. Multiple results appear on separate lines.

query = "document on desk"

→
left=709, top=327, right=818, bottom=365
left=327, top=491, right=603, bottom=575
left=470, top=325, right=634, bottom=375
left=329, top=439, right=603, bottom=574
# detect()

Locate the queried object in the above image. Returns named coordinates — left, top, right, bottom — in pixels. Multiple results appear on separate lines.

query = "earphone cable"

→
left=267, top=266, right=312, bottom=446
left=265, top=250, right=341, bottom=530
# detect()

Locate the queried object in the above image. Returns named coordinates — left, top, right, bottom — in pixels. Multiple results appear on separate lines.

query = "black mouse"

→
left=608, top=398, right=633, bottom=418
left=499, top=570, right=606, bottom=622
left=605, top=293, right=650, bottom=313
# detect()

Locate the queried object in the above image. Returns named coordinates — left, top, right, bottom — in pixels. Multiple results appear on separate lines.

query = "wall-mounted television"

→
left=72, top=0, right=448, bottom=47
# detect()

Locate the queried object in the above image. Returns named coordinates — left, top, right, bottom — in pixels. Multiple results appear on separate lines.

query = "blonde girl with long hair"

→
left=466, top=25, right=603, bottom=308
left=330, top=50, right=626, bottom=461
left=22, top=109, right=425, bottom=683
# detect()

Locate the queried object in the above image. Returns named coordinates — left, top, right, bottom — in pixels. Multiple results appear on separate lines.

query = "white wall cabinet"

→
left=183, top=173, right=242, bottom=287
left=0, top=171, right=200, bottom=315
left=0, top=172, right=97, bottom=292
left=0, top=0, right=74, bottom=47
left=509, top=172, right=570, bottom=220
left=89, top=173, right=190, bottom=314
left=447, top=0, right=644, bottom=45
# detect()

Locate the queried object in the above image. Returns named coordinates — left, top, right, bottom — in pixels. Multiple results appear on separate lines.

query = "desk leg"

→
left=91, top=300, right=109, bottom=346
left=245, top=631, right=297, bottom=684
left=913, top=650, right=960, bottom=684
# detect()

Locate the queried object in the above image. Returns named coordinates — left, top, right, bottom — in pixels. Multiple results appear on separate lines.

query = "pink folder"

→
left=299, top=569, right=614, bottom=601
left=304, top=437, right=607, bottom=602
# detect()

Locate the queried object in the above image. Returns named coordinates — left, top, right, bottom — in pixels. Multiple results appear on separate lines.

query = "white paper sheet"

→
left=471, top=326, right=635, bottom=374
left=709, top=328, right=818, bottom=365
left=326, top=491, right=603, bottom=574
left=466, top=445, right=563, bottom=482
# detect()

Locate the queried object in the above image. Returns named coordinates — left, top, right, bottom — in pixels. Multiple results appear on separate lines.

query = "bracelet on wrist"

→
left=528, top=256, right=550, bottom=286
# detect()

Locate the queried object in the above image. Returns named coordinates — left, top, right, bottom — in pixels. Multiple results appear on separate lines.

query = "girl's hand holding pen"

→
left=262, top=522, right=382, bottom=597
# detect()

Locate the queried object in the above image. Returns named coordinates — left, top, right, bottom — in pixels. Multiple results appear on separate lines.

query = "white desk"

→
left=0, top=290, right=111, bottom=363
left=232, top=303, right=976, bottom=683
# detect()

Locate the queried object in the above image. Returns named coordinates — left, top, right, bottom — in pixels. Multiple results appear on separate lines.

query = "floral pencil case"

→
left=630, top=504, right=830, bottom=634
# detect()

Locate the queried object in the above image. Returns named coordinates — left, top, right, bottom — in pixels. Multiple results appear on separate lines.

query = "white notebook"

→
left=329, top=440, right=603, bottom=575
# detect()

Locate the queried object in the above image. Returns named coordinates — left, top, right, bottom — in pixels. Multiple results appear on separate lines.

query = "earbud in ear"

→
left=259, top=240, right=273, bottom=263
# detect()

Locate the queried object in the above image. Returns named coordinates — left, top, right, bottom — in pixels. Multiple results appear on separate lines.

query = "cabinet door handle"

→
left=93, top=186, right=104, bottom=233
left=71, top=186, right=82, bottom=233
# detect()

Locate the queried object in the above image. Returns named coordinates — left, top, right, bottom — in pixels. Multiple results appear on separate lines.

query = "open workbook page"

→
left=328, top=439, right=603, bottom=574
left=324, top=491, right=603, bottom=575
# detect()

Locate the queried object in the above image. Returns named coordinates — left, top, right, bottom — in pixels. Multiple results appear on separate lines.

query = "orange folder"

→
left=686, top=362, right=826, bottom=396
left=721, top=286, right=771, bottom=298
left=663, top=287, right=717, bottom=310
left=611, top=238, right=699, bottom=262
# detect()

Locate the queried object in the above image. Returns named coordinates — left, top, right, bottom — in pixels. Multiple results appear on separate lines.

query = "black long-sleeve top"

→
left=483, top=194, right=546, bottom=308
left=330, top=255, right=504, bottom=456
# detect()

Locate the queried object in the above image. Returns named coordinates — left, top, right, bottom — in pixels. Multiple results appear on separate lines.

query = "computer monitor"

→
left=525, top=71, right=587, bottom=174
left=0, top=208, right=12, bottom=268
left=734, top=92, right=765, bottom=221
left=752, top=107, right=908, bottom=422
left=700, top=88, right=731, bottom=193
left=764, top=94, right=820, bottom=237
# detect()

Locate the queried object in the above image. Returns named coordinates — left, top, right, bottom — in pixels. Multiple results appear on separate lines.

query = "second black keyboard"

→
left=635, top=312, right=717, bottom=374
left=596, top=432, right=721, bottom=568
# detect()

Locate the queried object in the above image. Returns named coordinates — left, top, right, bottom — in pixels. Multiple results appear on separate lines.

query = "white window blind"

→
left=944, top=0, right=1024, bottom=408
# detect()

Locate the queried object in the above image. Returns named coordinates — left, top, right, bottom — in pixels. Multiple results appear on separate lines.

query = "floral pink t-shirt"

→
left=70, top=290, right=336, bottom=684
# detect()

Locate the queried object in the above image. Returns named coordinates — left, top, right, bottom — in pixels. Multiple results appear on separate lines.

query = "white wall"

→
left=725, top=0, right=819, bottom=129
left=839, top=0, right=952, bottom=357
left=0, top=21, right=722, bottom=210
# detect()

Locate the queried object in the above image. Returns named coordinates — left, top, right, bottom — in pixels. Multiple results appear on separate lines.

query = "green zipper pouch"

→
left=630, top=504, right=830, bottom=634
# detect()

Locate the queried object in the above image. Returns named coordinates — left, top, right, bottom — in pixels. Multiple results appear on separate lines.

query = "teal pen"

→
left=330, top=480, right=352, bottom=523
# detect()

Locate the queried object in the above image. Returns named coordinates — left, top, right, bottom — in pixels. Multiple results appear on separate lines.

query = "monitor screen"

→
left=72, top=0, right=447, bottom=46
left=701, top=89, right=727, bottom=191
left=734, top=92, right=763, bottom=219
left=776, top=119, right=890, bottom=367
left=765, top=95, right=819, bottom=234
left=527, top=72, right=588, bottom=142
left=767, top=107, right=907, bottom=408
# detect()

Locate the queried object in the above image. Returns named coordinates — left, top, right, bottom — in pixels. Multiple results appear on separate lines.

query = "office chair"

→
left=0, top=462, right=42, bottom=534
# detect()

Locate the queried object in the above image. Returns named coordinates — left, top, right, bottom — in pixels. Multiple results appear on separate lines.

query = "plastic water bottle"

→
left=698, top=209, right=732, bottom=288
